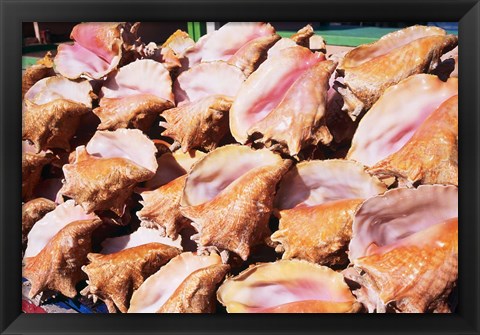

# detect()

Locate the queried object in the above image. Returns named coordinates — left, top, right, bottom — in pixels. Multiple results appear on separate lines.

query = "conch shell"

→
left=272, top=159, right=386, bottom=265
left=23, top=76, right=93, bottom=152
left=128, top=252, right=228, bottom=313
left=82, top=243, right=181, bottom=313
left=94, top=59, right=174, bottom=131
left=347, top=74, right=458, bottom=166
left=54, top=22, right=140, bottom=79
left=217, top=259, right=361, bottom=313
left=335, top=25, right=458, bottom=119
left=22, top=52, right=55, bottom=98
left=22, top=198, right=56, bottom=252
left=345, top=185, right=458, bottom=313
left=23, top=218, right=103, bottom=299
left=24, top=199, right=97, bottom=258
left=100, top=226, right=182, bottom=254
left=138, top=175, right=190, bottom=238
left=22, top=141, right=53, bottom=201
left=61, top=129, right=157, bottom=216
left=369, top=95, right=458, bottom=187
left=160, top=95, right=233, bottom=152
left=229, top=46, right=332, bottom=156
left=180, top=145, right=292, bottom=260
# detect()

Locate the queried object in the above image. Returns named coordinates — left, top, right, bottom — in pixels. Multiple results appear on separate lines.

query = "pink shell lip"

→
left=348, top=184, right=458, bottom=262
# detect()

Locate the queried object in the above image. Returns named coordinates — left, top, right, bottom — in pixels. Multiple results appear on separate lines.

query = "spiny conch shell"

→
left=139, top=42, right=182, bottom=73
left=61, top=129, right=157, bottom=216
left=173, top=61, right=246, bottom=105
left=144, top=150, right=206, bottom=190
left=138, top=176, right=190, bottom=238
left=369, top=95, right=458, bottom=187
left=160, top=95, right=233, bottom=152
left=229, top=46, right=331, bottom=157
left=128, top=252, right=228, bottom=313
left=227, top=34, right=281, bottom=77
left=23, top=76, right=93, bottom=152
left=82, top=243, right=181, bottom=313
left=22, top=52, right=55, bottom=98
left=431, top=46, right=458, bottom=80
left=24, top=199, right=97, bottom=258
left=94, top=59, right=174, bottom=131
left=23, top=218, right=103, bottom=299
left=217, top=259, right=361, bottom=313
left=345, top=185, right=458, bottom=313
left=271, top=159, right=387, bottom=266
left=22, top=141, right=54, bottom=201
left=181, top=22, right=277, bottom=69
left=180, top=145, right=292, bottom=260
left=248, top=59, right=336, bottom=157
left=54, top=22, right=140, bottom=80
left=335, top=25, right=458, bottom=119
left=100, top=226, right=182, bottom=254
left=267, top=25, right=317, bottom=58
left=22, top=198, right=56, bottom=252
left=347, top=74, right=458, bottom=167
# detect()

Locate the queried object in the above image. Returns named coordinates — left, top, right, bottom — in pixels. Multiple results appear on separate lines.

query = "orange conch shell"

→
left=180, top=145, right=292, bottom=260
left=217, top=259, right=360, bottom=313
left=94, top=59, right=174, bottom=131
left=22, top=141, right=54, bottom=201
left=272, top=159, right=386, bottom=265
left=22, top=52, right=55, bottom=98
left=22, top=198, right=56, bottom=252
left=161, top=95, right=233, bottom=152
left=82, top=243, right=181, bottom=313
left=138, top=175, right=190, bottom=238
left=369, top=95, right=458, bottom=186
left=128, top=252, right=226, bottom=313
left=23, top=76, right=93, bottom=152
left=335, top=25, right=457, bottom=119
left=346, top=185, right=458, bottom=313
left=23, top=218, right=103, bottom=299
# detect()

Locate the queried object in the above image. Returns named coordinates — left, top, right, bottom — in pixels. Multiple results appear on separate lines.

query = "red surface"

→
left=22, top=299, right=47, bottom=313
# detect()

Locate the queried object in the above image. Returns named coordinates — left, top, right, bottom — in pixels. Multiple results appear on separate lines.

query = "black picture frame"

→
left=1, top=0, right=479, bottom=334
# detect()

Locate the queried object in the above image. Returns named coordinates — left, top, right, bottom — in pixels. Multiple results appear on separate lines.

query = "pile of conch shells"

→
left=22, top=21, right=458, bottom=313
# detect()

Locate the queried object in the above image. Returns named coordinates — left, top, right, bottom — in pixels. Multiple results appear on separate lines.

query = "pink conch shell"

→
left=22, top=198, right=56, bottom=252
left=275, top=159, right=386, bottom=210
left=82, top=243, right=181, bottom=313
left=180, top=145, right=292, bottom=260
left=369, top=95, right=458, bottom=187
left=173, top=61, right=246, bottom=105
left=217, top=260, right=360, bottom=313
left=267, top=24, right=318, bottom=58
left=94, top=59, right=174, bottom=130
left=54, top=22, right=140, bottom=79
left=161, top=95, right=233, bottom=152
left=145, top=150, right=206, bottom=190
left=272, top=159, right=386, bottom=265
left=248, top=59, right=336, bottom=156
left=22, top=52, right=55, bottom=98
left=335, top=25, right=457, bottom=119
left=346, top=185, right=458, bottom=312
left=162, top=30, right=195, bottom=56
left=229, top=46, right=328, bottom=155
left=61, top=146, right=154, bottom=216
left=128, top=252, right=226, bottom=313
left=347, top=74, right=458, bottom=166
left=22, top=141, right=54, bottom=201
left=100, top=227, right=182, bottom=254
left=24, top=199, right=97, bottom=258
left=182, top=22, right=276, bottom=69
left=23, top=218, right=103, bottom=298
left=23, top=76, right=93, bottom=152
left=138, top=176, right=190, bottom=238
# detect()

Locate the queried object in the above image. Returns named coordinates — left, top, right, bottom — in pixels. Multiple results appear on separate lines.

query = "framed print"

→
left=1, top=0, right=479, bottom=334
